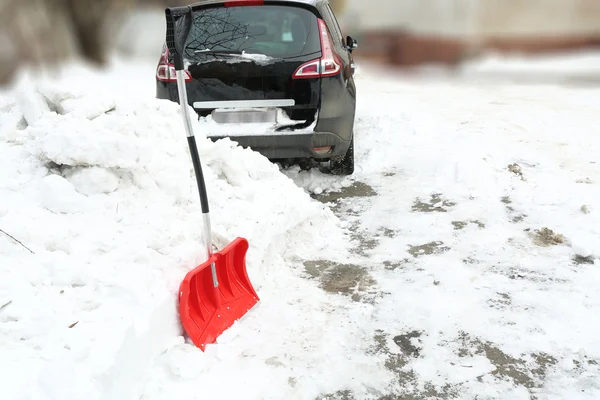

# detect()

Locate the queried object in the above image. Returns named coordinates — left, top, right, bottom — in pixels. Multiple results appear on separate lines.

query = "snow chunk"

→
left=60, top=94, right=116, bottom=120
left=65, top=167, right=120, bottom=195
left=14, top=84, right=50, bottom=126
left=570, top=235, right=596, bottom=259
left=39, top=174, right=87, bottom=214
left=27, top=115, right=145, bottom=169
left=281, top=165, right=353, bottom=195
left=0, top=106, right=25, bottom=141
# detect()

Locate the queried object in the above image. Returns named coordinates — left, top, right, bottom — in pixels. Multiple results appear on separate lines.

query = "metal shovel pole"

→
left=165, top=7, right=218, bottom=288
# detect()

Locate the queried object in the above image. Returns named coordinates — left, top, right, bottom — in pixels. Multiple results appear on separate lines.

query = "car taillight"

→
left=293, top=18, right=342, bottom=79
left=156, top=46, right=192, bottom=82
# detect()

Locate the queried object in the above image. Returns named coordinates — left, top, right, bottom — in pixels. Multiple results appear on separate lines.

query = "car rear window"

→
left=183, top=5, right=321, bottom=61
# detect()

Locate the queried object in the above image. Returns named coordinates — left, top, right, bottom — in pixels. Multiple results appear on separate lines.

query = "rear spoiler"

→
left=188, top=0, right=322, bottom=18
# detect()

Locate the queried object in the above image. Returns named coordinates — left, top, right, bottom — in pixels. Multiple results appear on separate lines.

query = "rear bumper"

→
left=208, top=132, right=350, bottom=160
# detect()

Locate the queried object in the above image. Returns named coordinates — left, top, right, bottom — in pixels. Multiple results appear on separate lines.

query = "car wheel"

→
left=330, top=134, right=354, bottom=176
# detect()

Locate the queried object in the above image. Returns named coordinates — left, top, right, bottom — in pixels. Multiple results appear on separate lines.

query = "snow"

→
left=2, top=48, right=600, bottom=400
left=0, top=59, right=359, bottom=400
left=282, top=53, right=600, bottom=398
left=190, top=51, right=276, bottom=66
left=459, top=49, right=600, bottom=81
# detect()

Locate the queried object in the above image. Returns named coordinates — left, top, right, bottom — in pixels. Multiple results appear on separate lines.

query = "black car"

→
left=156, top=0, right=358, bottom=175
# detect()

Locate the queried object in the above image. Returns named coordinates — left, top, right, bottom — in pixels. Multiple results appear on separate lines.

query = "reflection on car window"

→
left=324, top=5, right=344, bottom=46
left=183, top=5, right=320, bottom=61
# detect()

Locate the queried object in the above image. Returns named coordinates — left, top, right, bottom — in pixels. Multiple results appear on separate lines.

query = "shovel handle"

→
left=165, top=7, right=216, bottom=287
left=165, top=6, right=193, bottom=70
left=164, top=6, right=208, bottom=213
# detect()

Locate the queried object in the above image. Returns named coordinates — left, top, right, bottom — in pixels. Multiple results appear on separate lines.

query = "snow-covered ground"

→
left=1, top=49, right=600, bottom=400
left=458, top=50, right=600, bottom=81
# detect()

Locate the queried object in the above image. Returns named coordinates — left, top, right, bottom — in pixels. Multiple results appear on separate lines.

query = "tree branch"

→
left=0, top=228, right=34, bottom=254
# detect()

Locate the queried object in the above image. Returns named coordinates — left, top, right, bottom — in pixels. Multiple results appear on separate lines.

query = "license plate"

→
left=211, top=108, right=278, bottom=124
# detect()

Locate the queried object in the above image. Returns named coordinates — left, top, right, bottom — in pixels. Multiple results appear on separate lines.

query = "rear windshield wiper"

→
left=194, top=50, right=244, bottom=55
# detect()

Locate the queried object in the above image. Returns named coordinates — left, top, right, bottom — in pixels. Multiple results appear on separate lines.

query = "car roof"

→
left=189, top=0, right=323, bottom=8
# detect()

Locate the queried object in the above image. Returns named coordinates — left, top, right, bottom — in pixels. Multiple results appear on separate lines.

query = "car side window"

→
left=324, top=5, right=344, bottom=46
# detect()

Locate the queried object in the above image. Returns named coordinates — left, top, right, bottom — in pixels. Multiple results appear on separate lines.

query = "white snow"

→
left=459, top=49, right=600, bottom=81
left=185, top=52, right=277, bottom=70
left=192, top=50, right=274, bottom=63
left=2, top=48, right=600, bottom=400
left=283, top=52, right=600, bottom=398
left=0, top=59, right=368, bottom=400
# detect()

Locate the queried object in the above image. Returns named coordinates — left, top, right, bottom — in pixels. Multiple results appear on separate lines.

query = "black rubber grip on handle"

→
left=187, top=136, right=210, bottom=213
left=165, top=6, right=192, bottom=70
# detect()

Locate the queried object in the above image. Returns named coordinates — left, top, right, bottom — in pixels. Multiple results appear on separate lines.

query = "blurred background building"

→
left=342, top=0, right=600, bottom=66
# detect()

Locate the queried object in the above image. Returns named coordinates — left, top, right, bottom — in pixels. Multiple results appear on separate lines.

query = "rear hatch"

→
left=180, top=3, right=322, bottom=121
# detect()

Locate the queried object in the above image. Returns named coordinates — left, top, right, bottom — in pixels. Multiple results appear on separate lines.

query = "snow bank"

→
left=0, top=65, right=360, bottom=400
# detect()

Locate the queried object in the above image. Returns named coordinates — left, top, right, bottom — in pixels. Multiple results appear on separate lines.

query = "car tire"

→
left=330, top=134, right=354, bottom=176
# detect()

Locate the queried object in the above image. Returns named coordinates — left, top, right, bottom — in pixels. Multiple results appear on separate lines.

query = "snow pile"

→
left=0, top=66, right=380, bottom=400
left=281, top=165, right=355, bottom=195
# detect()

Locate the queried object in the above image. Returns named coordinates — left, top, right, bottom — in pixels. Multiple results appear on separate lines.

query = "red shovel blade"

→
left=178, top=237, right=259, bottom=351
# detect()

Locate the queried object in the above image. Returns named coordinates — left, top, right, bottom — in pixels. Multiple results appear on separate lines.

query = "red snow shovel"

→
left=165, top=6, right=259, bottom=351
